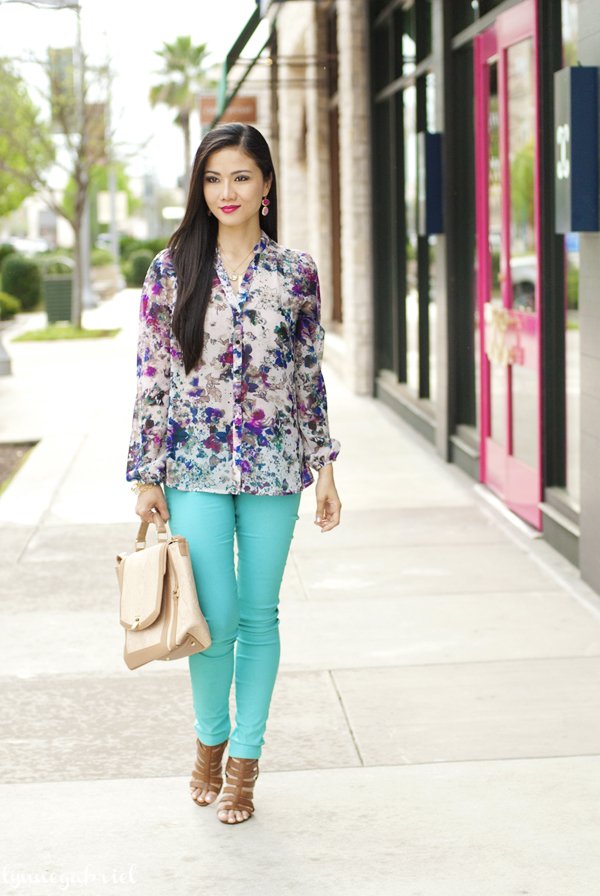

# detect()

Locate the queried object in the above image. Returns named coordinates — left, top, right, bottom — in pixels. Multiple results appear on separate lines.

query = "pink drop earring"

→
left=261, top=196, right=270, bottom=217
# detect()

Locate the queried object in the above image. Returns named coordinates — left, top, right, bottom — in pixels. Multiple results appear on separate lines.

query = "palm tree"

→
left=149, top=36, right=211, bottom=191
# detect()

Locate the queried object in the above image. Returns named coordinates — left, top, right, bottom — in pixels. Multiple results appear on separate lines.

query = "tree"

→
left=0, top=61, right=54, bottom=218
left=63, top=161, right=138, bottom=246
left=149, top=36, right=211, bottom=191
left=0, top=52, right=111, bottom=328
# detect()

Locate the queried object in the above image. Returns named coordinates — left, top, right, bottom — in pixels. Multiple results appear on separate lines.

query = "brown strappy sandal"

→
left=189, top=737, right=228, bottom=807
left=217, top=756, right=260, bottom=824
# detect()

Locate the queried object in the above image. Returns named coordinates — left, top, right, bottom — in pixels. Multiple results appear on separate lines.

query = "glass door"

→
left=474, top=0, right=542, bottom=528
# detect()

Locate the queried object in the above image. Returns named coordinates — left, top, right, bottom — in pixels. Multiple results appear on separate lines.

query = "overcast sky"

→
left=0, top=0, right=260, bottom=186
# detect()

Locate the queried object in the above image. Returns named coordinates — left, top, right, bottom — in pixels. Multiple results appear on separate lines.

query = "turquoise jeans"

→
left=164, top=486, right=302, bottom=760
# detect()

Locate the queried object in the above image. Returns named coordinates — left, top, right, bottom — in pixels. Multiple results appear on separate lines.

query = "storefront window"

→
left=404, top=83, right=418, bottom=395
left=372, top=19, right=390, bottom=93
left=508, top=36, right=538, bottom=469
left=426, top=71, right=437, bottom=403
left=419, top=0, right=433, bottom=61
left=562, top=0, right=578, bottom=64
left=393, top=6, right=417, bottom=78
left=428, top=235, right=438, bottom=402
left=402, top=4, right=416, bottom=76
left=487, top=60, right=505, bottom=447
left=562, top=0, right=579, bottom=503
left=565, top=234, right=580, bottom=502
left=371, top=1, right=438, bottom=409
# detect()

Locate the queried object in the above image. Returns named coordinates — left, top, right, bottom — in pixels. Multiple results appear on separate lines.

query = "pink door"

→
left=474, top=0, right=542, bottom=529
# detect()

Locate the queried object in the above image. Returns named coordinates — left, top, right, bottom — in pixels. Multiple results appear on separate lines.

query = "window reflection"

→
left=507, top=36, right=539, bottom=468
left=403, top=5, right=416, bottom=76
left=562, top=0, right=579, bottom=504
left=508, top=38, right=536, bottom=313
left=404, top=84, right=418, bottom=394
left=565, top=234, right=580, bottom=503
left=428, top=235, right=437, bottom=402
left=487, top=60, right=506, bottom=447
left=426, top=71, right=437, bottom=403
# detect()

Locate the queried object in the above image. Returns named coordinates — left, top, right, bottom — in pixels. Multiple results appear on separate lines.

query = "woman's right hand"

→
left=135, top=485, right=170, bottom=524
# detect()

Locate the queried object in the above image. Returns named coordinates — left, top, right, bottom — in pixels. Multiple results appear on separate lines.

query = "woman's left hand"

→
left=314, top=464, right=342, bottom=532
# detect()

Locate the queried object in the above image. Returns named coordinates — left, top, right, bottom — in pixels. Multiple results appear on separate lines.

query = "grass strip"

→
left=13, top=325, right=120, bottom=342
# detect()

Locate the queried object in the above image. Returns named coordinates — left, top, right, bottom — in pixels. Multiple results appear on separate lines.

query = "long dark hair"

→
left=168, top=123, right=278, bottom=374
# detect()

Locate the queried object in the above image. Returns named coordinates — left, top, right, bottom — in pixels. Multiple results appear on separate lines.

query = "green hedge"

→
left=125, top=249, right=154, bottom=287
left=0, top=291, right=20, bottom=320
left=91, top=247, right=115, bottom=267
left=0, top=244, right=16, bottom=268
left=1, top=255, right=42, bottom=311
left=38, top=258, right=73, bottom=275
left=119, top=237, right=165, bottom=261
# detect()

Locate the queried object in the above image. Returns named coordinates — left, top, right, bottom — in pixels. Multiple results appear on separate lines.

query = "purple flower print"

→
left=205, top=406, right=223, bottom=423
left=245, top=409, right=266, bottom=436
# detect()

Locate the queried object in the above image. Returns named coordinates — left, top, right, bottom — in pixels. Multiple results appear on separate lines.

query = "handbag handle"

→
left=135, top=515, right=170, bottom=550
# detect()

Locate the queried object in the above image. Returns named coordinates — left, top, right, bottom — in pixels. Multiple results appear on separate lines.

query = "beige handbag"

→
left=115, top=516, right=211, bottom=670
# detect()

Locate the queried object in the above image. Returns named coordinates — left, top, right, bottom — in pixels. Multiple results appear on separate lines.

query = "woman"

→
left=126, top=123, right=341, bottom=825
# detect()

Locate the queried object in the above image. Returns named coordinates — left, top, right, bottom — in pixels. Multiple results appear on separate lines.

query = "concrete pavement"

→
left=1, top=290, right=600, bottom=895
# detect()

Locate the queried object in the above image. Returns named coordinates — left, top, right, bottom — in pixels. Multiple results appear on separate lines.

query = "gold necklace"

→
left=218, top=244, right=255, bottom=282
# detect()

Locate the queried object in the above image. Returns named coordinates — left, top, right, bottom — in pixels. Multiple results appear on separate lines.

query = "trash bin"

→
left=43, top=275, right=73, bottom=324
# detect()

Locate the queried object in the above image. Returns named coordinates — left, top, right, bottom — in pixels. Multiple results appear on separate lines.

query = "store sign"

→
left=199, top=95, right=257, bottom=126
left=417, top=131, right=444, bottom=236
left=554, top=66, right=599, bottom=233
left=48, top=47, right=76, bottom=134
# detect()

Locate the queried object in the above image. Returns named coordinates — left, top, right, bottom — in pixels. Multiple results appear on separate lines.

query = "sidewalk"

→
left=1, top=290, right=600, bottom=895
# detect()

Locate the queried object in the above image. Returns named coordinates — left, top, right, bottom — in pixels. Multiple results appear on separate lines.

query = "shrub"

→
left=37, top=248, right=74, bottom=259
left=119, top=237, right=165, bottom=261
left=91, top=247, right=115, bottom=267
left=126, top=249, right=154, bottom=287
left=1, top=255, right=42, bottom=311
left=119, top=235, right=140, bottom=259
left=37, top=256, right=73, bottom=275
left=144, top=238, right=166, bottom=256
left=0, top=291, right=20, bottom=320
left=0, top=244, right=16, bottom=268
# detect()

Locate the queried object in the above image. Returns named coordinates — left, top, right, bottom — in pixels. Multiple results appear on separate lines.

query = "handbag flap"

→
left=119, top=541, right=169, bottom=631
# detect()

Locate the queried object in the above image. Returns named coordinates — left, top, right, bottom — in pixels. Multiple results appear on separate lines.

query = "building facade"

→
left=366, top=0, right=591, bottom=578
left=236, top=1, right=600, bottom=590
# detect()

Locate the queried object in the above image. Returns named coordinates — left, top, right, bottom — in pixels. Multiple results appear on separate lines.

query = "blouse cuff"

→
left=307, top=439, right=341, bottom=471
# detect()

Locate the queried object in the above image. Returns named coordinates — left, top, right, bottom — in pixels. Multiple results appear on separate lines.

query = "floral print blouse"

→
left=126, top=230, right=341, bottom=496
